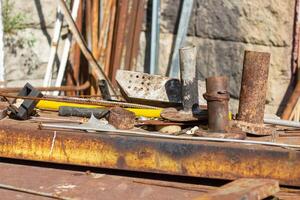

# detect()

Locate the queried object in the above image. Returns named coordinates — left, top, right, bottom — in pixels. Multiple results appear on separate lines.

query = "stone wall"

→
left=3, top=0, right=296, bottom=115
left=137, top=0, right=296, bottom=114
left=3, top=0, right=60, bottom=87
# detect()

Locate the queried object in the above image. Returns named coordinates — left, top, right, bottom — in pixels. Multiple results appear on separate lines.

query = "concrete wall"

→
left=3, top=0, right=296, bottom=115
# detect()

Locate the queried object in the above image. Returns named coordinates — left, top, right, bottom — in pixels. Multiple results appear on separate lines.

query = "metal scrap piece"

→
left=195, top=129, right=246, bottom=140
left=108, top=107, right=135, bottom=130
left=194, top=178, right=279, bottom=200
left=230, top=120, right=276, bottom=136
left=116, top=70, right=182, bottom=104
left=160, top=107, right=207, bottom=122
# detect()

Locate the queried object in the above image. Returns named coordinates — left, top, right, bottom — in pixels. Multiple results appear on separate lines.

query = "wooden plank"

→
left=194, top=179, right=280, bottom=200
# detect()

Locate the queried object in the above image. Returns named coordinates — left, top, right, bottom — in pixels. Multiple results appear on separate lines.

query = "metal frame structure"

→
left=0, top=119, right=300, bottom=187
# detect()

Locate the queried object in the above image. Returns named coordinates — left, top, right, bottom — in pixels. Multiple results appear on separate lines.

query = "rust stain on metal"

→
left=238, top=51, right=271, bottom=124
left=0, top=120, right=300, bottom=186
left=194, top=178, right=280, bottom=200
left=203, top=76, right=230, bottom=133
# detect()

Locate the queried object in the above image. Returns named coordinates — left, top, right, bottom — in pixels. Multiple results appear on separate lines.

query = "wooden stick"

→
left=57, top=0, right=117, bottom=96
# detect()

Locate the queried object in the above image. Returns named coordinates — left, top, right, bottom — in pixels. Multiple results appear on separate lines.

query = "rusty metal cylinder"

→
left=179, top=45, right=198, bottom=112
left=204, top=76, right=230, bottom=133
left=238, top=51, right=271, bottom=124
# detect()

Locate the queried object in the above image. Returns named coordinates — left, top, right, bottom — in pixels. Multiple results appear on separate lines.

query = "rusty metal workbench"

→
left=0, top=115, right=300, bottom=188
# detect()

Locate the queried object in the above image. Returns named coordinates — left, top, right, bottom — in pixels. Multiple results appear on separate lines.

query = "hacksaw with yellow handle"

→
left=36, top=100, right=162, bottom=118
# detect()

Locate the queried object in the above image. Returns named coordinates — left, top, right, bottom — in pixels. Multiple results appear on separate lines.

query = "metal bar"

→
left=40, top=122, right=300, bottom=149
left=109, top=0, right=129, bottom=85
left=57, top=0, right=118, bottom=96
left=167, top=0, right=194, bottom=78
left=179, top=45, right=198, bottom=111
left=0, top=93, right=160, bottom=109
left=149, top=0, right=160, bottom=75
left=92, top=0, right=100, bottom=59
left=124, top=0, right=138, bottom=71
left=292, top=0, right=300, bottom=75
left=204, top=76, right=230, bottom=133
left=238, top=51, right=271, bottom=124
left=1, top=120, right=300, bottom=186
left=264, top=118, right=300, bottom=128
left=104, top=0, right=117, bottom=76
left=0, top=81, right=90, bottom=93
left=67, top=0, right=83, bottom=96
left=129, top=0, right=145, bottom=71
left=53, top=0, right=81, bottom=96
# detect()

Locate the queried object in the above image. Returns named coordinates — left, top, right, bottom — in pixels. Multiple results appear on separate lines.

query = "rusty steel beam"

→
left=238, top=51, right=271, bottom=124
left=0, top=120, right=300, bottom=186
left=204, top=76, right=230, bottom=132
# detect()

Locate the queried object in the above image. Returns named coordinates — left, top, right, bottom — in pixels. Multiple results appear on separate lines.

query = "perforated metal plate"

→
left=116, top=70, right=182, bottom=104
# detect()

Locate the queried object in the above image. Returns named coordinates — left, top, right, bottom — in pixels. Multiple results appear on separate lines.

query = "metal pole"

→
left=54, top=0, right=81, bottom=96
left=204, top=76, right=230, bottom=133
left=167, top=0, right=194, bottom=78
left=149, top=0, right=160, bottom=74
left=238, top=51, right=270, bottom=124
left=179, top=45, right=198, bottom=112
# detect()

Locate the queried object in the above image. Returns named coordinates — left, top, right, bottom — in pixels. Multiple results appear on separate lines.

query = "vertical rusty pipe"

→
left=238, top=51, right=271, bottom=124
left=204, top=76, right=230, bottom=133
left=179, top=45, right=198, bottom=112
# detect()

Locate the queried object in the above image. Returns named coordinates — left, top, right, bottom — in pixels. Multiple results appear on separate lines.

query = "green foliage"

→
left=2, top=0, right=26, bottom=33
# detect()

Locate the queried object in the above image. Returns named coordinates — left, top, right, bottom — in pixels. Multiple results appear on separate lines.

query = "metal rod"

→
left=238, top=51, right=271, bottom=124
left=179, top=45, right=198, bottom=111
left=109, top=0, right=129, bottom=85
left=40, top=123, right=300, bottom=149
left=264, top=118, right=300, bottom=128
left=166, top=0, right=194, bottom=78
left=0, top=93, right=159, bottom=109
left=57, top=0, right=118, bottom=96
left=53, top=0, right=81, bottom=96
left=149, top=0, right=160, bottom=75
left=0, top=81, right=90, bottom=93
